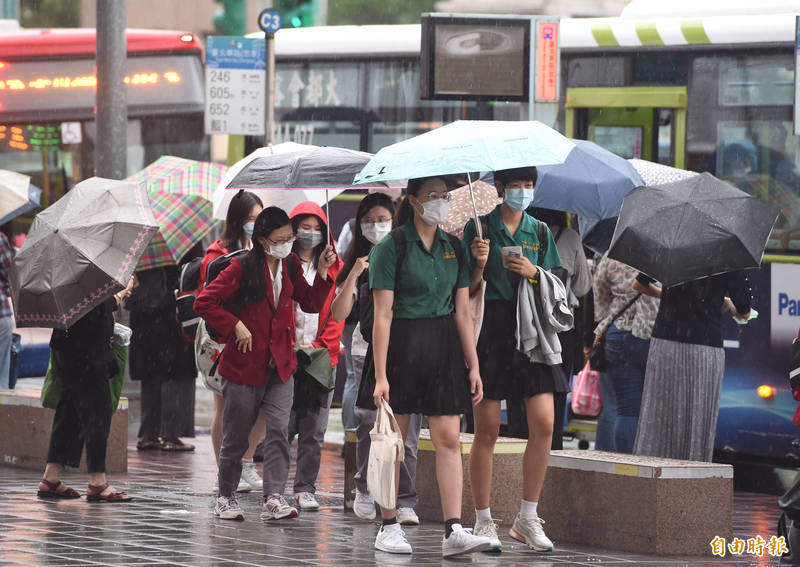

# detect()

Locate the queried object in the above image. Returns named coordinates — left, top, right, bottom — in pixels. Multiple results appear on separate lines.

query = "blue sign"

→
left=259, top=9, right=282, bottom=34
left=205, top=36, right=265, bottom=70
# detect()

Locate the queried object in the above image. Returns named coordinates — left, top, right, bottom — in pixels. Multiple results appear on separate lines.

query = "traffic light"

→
left=276, top=0, right=315, bottom=28
left=213, top=0, right=247, bottom=35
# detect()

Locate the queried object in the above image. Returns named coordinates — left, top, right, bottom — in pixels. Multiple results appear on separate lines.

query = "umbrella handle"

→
left=467, top=172, right=483, bottom=240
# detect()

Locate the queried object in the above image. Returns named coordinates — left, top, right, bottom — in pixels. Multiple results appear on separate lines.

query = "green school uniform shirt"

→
left=462, top=206, right=561, bottom=302
left=369, top=222, right=471, bottom=319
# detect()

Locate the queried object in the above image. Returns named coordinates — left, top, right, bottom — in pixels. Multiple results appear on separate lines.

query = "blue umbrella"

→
left=532, top=139, right=643, bottom=220
left=354, top=120, right=574, bottom=237
left=0, top=183, right=41, bottom=226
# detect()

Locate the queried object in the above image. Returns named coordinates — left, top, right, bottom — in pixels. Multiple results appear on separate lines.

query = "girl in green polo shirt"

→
left=462, top=166, right=566, bottom=553
left=367, top=176, right=492, bottom=558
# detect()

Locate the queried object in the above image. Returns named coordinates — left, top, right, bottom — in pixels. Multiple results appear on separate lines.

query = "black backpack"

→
left=175, top=257, right=204, bottom=342
left=201, top=249, right=248, bottom=340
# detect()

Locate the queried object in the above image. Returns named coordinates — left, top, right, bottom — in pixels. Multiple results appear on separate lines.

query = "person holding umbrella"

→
left=368, top=176, right=491, bottom=557
left=194, top=206, right=336, bottom=522
left=632, top=271, right=752, bottom=462
left=462, top=167, right=564, bottom=552
left=37, top=280, right=134, bottom=501
left=286, top=201, right=345, bottom=512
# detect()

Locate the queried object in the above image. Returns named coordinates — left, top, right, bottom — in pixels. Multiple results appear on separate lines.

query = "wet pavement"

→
left=0, top=428, right=785, bottom=567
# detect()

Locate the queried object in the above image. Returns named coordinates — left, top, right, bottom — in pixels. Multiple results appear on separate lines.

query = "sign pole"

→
left=264, top=32, right=275, bottom=147
left=259, top=8, right=282, bottom=147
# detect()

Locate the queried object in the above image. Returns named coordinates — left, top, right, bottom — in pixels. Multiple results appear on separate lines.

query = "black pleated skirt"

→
left=356, top=315, right=471, bottom=416
left=478, top=299, right=569, bottom=401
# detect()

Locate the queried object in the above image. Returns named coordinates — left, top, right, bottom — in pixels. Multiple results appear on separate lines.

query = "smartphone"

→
left=501, top=246, right=522, bottom=268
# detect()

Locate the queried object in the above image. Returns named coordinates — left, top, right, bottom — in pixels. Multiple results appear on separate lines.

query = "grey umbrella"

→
left=608, top=172, right=779, bottom=287
left=11, top=177, right=158, bottom=329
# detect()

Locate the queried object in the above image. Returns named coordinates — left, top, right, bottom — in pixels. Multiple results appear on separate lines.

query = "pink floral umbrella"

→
left=441, top=179, right=501, bottom=239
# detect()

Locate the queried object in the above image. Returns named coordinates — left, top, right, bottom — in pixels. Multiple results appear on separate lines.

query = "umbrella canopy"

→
left=580, top=159, right=699, bottom=254
left=213, top=143, right=378, bottom=220
left=532, top=139, right=643, bottom=219
left=354, top=120, right=574, bottom=185
left=0, top=169, right=32, bottom=220
left=11, top=177, right=158, bottom=329
left=0, top=182, right=41, bottom=226
left=608, top=172, right=779, bottom=287
left=127, top=156, right=227, bottom=270
left=441, top=179, right=501, bottom=238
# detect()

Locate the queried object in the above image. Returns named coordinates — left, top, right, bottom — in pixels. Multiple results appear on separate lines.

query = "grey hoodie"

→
left=515, top=270, right=574, bottom=365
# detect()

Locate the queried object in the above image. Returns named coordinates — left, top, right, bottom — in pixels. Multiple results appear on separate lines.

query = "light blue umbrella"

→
left=354, top=120, right=574, bottom=237
left=0, top=182, right=41, bottom=226
left=532, top=139, right=643, bottom=220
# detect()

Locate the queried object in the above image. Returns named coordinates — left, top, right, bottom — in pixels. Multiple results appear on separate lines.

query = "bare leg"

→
left=211, top=392, right=224, bottom=462
left=244, top=411, right=266, bottom=460
left=522, top=393, right=554, bottom=502
left=469, top=399, right=501, bottom=510
left=428, top=414, right=463, bottom=520
left=379, top=413, right=410, bottom=520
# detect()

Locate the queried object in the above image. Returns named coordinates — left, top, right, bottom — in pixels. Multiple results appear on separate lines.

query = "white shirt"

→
left=269, top=258, right=282, bottom=307
left=294, top=259, right=319, bottom=345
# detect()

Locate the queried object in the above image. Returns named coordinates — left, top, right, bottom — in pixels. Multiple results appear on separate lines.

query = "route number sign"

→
left=204, top=36, right=265, bottom=136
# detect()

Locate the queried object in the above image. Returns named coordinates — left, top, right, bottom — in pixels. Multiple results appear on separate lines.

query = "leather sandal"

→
left=37, top=478, right=81, bottom=499
left=136, top=438, right=162, bottom=451
left=160, top=439, right=194, bottom=452
left=86, top=482, right=133, bottom=502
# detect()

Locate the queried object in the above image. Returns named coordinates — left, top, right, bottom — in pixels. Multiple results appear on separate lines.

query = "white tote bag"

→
left=367, top=399, right=405, bottom=510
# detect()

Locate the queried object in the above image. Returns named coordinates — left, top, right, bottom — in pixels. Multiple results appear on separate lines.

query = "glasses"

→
left=421, top=192, right=451, bottom=202
left=268, top=235, right=296, bottom=246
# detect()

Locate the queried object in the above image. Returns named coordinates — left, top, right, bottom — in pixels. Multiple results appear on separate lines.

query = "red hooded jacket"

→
left=194, top=251, right=333, bottom=386
left=289, top=201, right=345, bottom=367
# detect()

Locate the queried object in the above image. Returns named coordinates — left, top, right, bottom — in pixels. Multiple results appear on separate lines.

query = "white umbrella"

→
left=0, top=169, right=31, bottom=220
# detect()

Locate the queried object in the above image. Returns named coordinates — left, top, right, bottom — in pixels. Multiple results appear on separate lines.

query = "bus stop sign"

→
left=259, top=9, right=281, bottom=34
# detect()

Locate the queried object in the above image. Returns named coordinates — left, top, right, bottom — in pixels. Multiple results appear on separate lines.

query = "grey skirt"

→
left=633, top=337, right=725, bottom=462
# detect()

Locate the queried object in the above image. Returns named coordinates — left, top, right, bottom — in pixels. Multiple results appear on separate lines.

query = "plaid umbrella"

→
left=127, top=156, right=227, bottom=270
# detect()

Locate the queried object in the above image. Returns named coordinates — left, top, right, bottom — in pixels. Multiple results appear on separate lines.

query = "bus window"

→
left=718, top=54, right=794, bottom=107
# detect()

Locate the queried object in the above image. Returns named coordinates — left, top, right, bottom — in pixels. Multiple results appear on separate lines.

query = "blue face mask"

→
left=242, top=221, right=255, bottom=239
left=504, top=188, right=535, bottom=212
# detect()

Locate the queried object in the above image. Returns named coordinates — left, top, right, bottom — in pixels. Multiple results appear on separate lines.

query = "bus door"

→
left=564, top=87, right=688, bottom=168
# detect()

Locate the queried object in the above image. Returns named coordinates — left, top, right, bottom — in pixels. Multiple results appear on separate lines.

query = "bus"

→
left=257, top=12, right=800, bottom=469
left=0, top=26, right=207, bottom=233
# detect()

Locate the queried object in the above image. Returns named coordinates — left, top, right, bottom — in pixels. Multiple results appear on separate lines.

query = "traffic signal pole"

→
left=96, top=0, right=127, bottom=179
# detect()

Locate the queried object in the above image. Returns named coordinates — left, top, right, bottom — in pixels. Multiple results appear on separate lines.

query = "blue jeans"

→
left=595, top=369, right=616, bottom=451
left=340, top=323, right=358, bottom=431
left=0, top=316, right=13, bottom=389
left=605, top=324, right=650, bottom=453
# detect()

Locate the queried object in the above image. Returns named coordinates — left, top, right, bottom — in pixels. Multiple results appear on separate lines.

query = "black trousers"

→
left=138, top=378, right=195, bottom=440
left=47, top=363, right=112, bottom=474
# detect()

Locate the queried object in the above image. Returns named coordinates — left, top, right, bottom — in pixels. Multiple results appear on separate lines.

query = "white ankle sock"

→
left=520, top=499, right=538, bottom=519
left=475, top=507, right=492, bottom=522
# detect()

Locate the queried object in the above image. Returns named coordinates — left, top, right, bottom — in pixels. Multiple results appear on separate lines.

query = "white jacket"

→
left=516, top=270, right=574, bottom=365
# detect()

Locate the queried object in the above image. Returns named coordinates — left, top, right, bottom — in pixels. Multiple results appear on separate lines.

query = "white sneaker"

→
left=214, top=495, right=244, bottom=521
left=294, top=491, right=320, bottom=511
left=396, top=507, right=419, bottom=526
left=442, top=527, right=493, bottom=557
left=374, top=525, right=412, bottom=554
left=509, top=513, right=553, bottom=551
left=473, top=518, right=502, bottom=551
left=240, top=462, right=263, bottom=491
left=236, top=477, right=252, bottom=493
left=261, top=494, right=298, bottom=520
left=353, top=489, right=376, bottom=520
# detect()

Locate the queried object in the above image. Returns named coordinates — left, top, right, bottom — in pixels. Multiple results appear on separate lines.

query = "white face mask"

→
left=267, top=241, right=293, bottom=259
left=242, top=221, right=255, bottom=239
left=296, top=229, right=323, bottom=249
left=361, top=221, right=392, bottom=244
left=417, top=198, right=450, bottom=226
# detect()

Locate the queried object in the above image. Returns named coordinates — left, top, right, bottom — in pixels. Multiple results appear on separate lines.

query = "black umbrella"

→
left=608, top=172, right=779, bottom=287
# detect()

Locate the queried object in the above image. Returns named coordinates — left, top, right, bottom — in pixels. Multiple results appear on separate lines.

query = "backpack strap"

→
left=390, top=227, right=407, bottom=295
left=537, top=219, right=549, bottom=267
left=445, top=233, right=465, bottom=312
